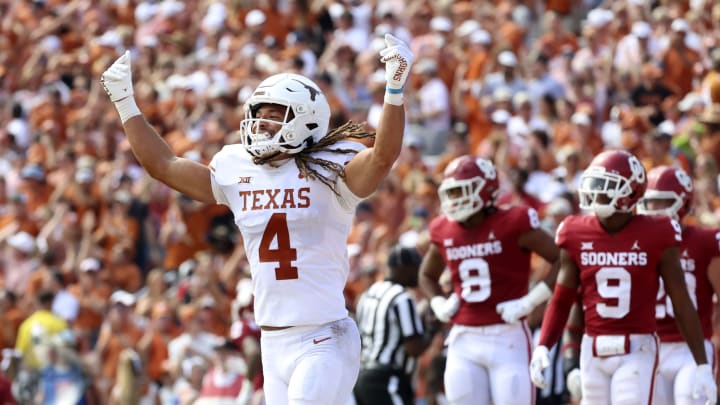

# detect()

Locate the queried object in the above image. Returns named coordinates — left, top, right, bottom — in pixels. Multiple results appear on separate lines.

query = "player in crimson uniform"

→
left=637, top=165, right=720, bottom=405
left=419, top=155, right=560, bottom=405
left=530, top=150, right=717, bottom=405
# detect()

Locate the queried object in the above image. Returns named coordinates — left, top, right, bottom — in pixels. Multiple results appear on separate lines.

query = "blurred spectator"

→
left=68, top=257, right=111, bottom=353
left=2, top=231, right=40, bottom=295
left=93, top=290, right=143, bottom=402
left=660, top=18, right=702, bottom=97
left=37, top=331, right=88, bottom=405
left=408, top=58, right=451, bottom=156
left=166, top=304, right=220, bottom=380
left=195, top=338, right=251, bottom=405
left=15, top=291, right=68, bottom=370
left=0, top=290, right=24, bottom=354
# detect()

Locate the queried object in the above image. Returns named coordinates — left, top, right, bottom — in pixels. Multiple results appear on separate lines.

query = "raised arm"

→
left=344, top=34, right=414, bottom=198
left=101, top=51, right=214, bottom=203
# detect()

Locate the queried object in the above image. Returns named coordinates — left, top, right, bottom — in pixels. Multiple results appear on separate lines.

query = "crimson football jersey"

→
left=656, top=225, right=720, bottom=341
left=429, top=205, right=542, bottom=326
left=556, top=214, right=681, bottom=336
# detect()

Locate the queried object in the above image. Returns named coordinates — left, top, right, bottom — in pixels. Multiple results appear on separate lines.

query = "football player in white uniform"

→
left=100, top=34, right=414, bottom=405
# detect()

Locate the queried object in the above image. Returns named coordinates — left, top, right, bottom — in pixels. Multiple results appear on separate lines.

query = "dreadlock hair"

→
left=252, top=121, right=375, bottom=195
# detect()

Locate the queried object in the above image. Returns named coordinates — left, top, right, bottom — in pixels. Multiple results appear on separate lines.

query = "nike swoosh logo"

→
left=313, top=336, right=331, bottom=344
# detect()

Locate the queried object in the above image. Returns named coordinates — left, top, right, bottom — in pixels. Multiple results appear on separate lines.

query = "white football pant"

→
left=261, top=317, right=361, bottom=405
left=653, top=340, right=715, bottom=405
left=444, top=322, right=534, bottom=405
left=580, top=334, right=659, bottom=405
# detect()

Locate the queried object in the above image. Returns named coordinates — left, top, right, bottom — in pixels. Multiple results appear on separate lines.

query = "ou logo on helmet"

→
left=627, top=155, right=646, bottom=184
left=476, top=158, right=497, bottom=180
left=674, top=169, right=693, bottom=193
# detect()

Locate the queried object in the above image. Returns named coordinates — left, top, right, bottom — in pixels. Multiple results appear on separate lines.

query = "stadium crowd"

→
left=1, top=0, right=720, bottom=403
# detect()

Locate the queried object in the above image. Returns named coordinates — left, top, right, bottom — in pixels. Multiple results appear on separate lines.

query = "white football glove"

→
left=101, top=50, right=140, bottom=123
left=496, top=282, right=552, bottom=324
left=430, top=293, right=460, bottom=323
left=529, top=345, right=550, bottom=389
left=693, top=364, right=717, bottom=405
left=379, top=33, right=414, bottom=105
left=566, top=368, right=582, bottom=400
left=101, top=50, right=134, bottom=102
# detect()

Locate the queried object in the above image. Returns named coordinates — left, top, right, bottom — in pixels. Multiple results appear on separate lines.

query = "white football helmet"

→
left=578, top=150, right=647, bottom=218
left=240, top=73, right=331, bottom=158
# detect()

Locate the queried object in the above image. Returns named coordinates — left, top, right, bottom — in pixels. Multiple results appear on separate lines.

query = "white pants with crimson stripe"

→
left=653, top=339, right=715, bottom=405
left=261, top=317, right=360, bottom=405
left=580, top=334, right=659, bottom=405
left=444, top=322, right=534, bottom=405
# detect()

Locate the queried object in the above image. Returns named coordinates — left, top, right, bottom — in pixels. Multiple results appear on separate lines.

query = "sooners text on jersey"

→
left=556, top=214, right=681, bottom=336
left=429, top=205, right=540, bottom=326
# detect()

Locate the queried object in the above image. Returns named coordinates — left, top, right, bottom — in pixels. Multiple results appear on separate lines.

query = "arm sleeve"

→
left=538, top=283, right=576, bottom=348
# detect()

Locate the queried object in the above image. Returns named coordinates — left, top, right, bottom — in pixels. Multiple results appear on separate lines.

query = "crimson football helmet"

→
left=240, top=73, right=331, bottom=158
left=578, top=150, right=647, bottom=218
left=637, top=165, right=693, bottom=220
left=438, top=156, right=499, bottom=222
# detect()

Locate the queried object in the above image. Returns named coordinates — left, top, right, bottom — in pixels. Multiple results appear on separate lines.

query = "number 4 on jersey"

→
left=259, top=213, right=299, bottom=280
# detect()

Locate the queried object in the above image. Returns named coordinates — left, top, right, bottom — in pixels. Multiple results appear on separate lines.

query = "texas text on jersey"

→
left=210, top=141, right=364, bottom=327
left=556, top=214, right=681, bottom=336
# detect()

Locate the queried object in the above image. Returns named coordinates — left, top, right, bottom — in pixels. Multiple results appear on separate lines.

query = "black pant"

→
left=354, top=367, right=414, bottom=405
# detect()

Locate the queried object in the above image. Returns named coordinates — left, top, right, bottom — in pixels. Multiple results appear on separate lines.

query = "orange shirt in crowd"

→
left=162, top=204, right=229, bottom=269
left=0, top=211, right=39, bottom=236
left=99, top=325, right=144, bottom=380
left=661, top=46, right=701, bottom=97
left=17, top=180, right=53, bottom=215
left=0, top=306, right=25, bottom=351
left=463, top=50, right=493, bottom=153
left=68, top=283, right=112, bottom=331
left=538, top=32, right=579, bottom=58
left=96, top=211, right=140, bottom=260
left=546, top=0, right=573, bottom=15
left=62, top=183, right=102, bottom=221
left=498, top=20, right=526, bottom=55
left=145, top=332, right=170, bottom=381
left=105, top=262, right=143, bottom=293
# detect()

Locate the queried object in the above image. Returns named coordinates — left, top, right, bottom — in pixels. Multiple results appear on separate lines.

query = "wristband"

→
left=526, top=282, right=552, bottom=307
left=114, top=96, right=141, bottom=124
left=384, top=92, right=404, bottom=106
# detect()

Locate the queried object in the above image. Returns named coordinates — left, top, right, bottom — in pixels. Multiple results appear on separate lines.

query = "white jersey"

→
left=209, top=142, right=365, bottom=327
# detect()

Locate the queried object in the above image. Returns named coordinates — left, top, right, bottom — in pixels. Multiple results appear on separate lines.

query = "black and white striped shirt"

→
left=355, top=280, right=424, bottom=375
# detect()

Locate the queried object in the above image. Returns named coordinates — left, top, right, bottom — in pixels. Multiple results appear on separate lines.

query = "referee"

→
left=354, top=245, right=438, bottom=405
